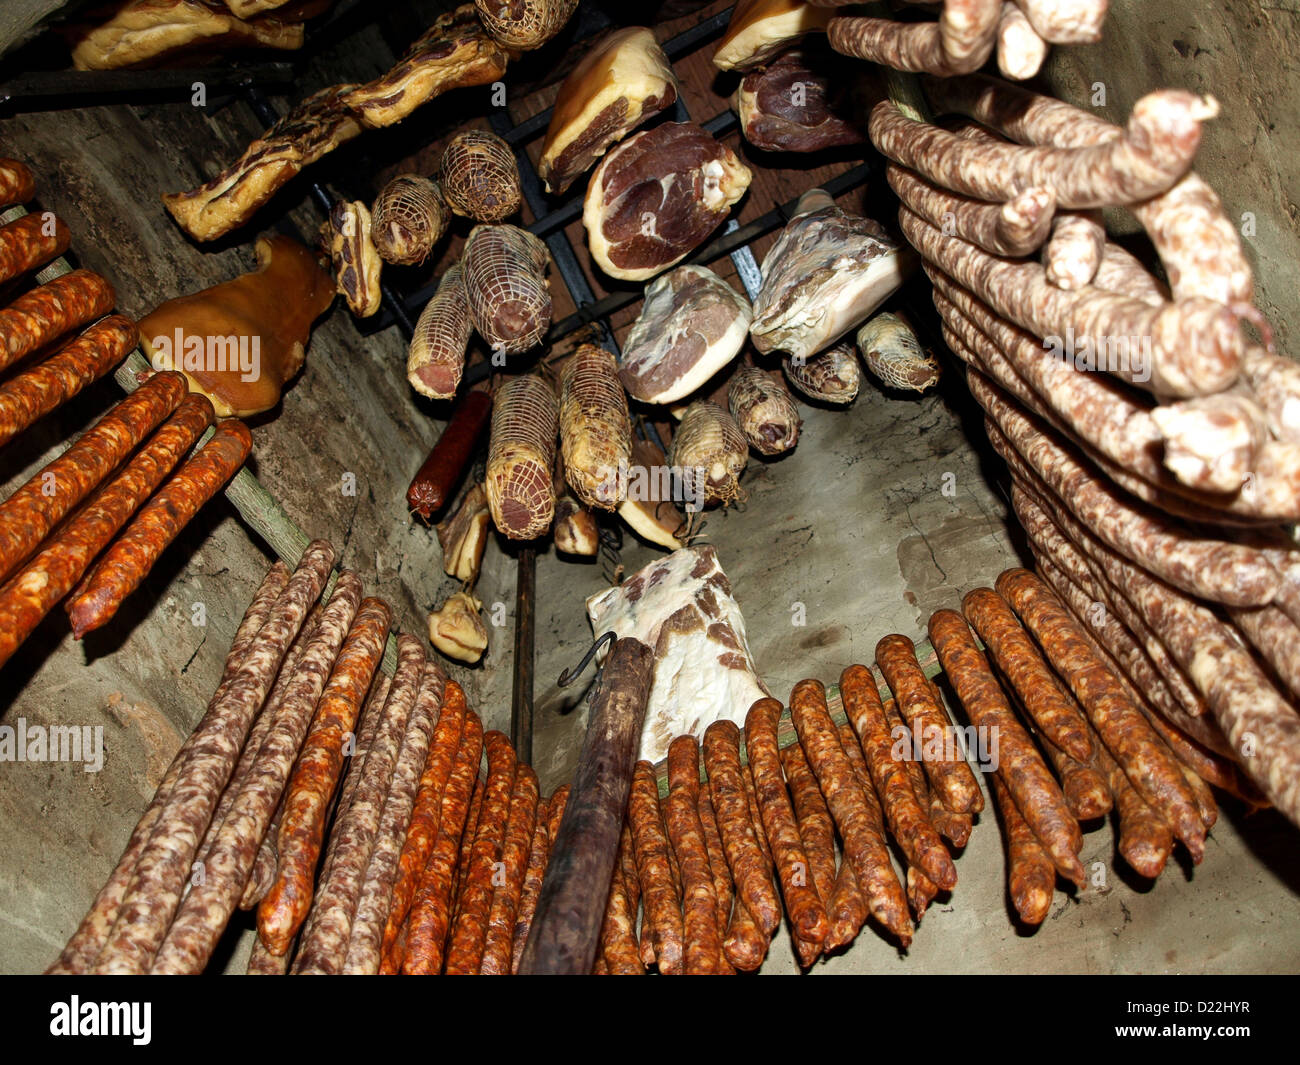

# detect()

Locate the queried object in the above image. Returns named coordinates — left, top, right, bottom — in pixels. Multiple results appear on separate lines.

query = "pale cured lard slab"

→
left=586, top=546, right=770, bottom=764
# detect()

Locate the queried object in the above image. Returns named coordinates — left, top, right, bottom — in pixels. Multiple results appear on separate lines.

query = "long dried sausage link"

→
left=665, top=736, right=725, bottom=975
left=973, top=370, right=1279, bottom=606
left=1038, top=732, right=1112, bottom=821
left=781, top=737, right=837, bottom=968
left=628, top=760, right=683, bottom=974
left=445, top=730, right=517, bottom=974
left=295, top=634, right=426, bottom=974
left=696, top=785, right=733, bottom=938
left=1088, top=724, right=1173, bottom=878
left=990, top=774, right=1055, bottom=924
left=1011, top=0, right=1106, bottom=44
left=257, top=596, right=391, bottom=956
left=886, top=162, right=1054, bottom=258
left=619, top=820, right=641, bottom=939
left=0, top=159, right=36, bottom=206
left=0, top=392, right=213, bottom=669
left=597, top=832, right=645, bottom=976
left=1043, top=210, right=1104, bottom=290
left=480, top=765, right=540, bottom=975
left=928, top=609, right=1085, bottom=884
left=789, top=681, right=912, bottom=944
left=150, top=572, right=363, bottom=974
left=703, top=720, right=782, bottom=935
left=67, top=419, right=252, bottom=637
left=828, top=724, right=880, bottom=944
left=509, top=794, right=551, bottom=975
left=0, top=315, right=137, bottom=450
left=924, top=73, right=1252, bottom=305
left=452, top=774, right=486, bottom=918
left=996, top=1, right=1048, bottom=79
left=827, top=1, right=1002, bottom=75
left=962, top=587, right=1093, bottom=761
left=94, top=542, right=333, bottom=973
left=902, top=204, right=1242, bottom=398
left=876, top=634, right=983, bottom=813
left=742, top=698, right=829, bottom=944
left=0, top=369, right=186, bottom=583
left=400, top=709, right=484, bottom=975
left=0, top=269, right=115, bottom=375
left=380, top=679, right=467, bottom=966
left=841, top=664, right=957, bottom=889
left=995, top=569, right=1207, bottom=859
left=872, top=94, right=1214, bottom=208
left=47, top=559, right=287, bottom=974
left=0, top=211, right=71, bottom=284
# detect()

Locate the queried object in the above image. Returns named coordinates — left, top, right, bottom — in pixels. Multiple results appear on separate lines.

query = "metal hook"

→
left=557, top=630, right=616, bottom=688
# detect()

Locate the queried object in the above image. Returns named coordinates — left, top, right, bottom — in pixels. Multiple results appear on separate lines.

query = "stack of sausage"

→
left=825, top=0, right=1106, bottom=83
left=856, top=72, right=1300, bottom=829
left=0, top=160, right=254, bottom=667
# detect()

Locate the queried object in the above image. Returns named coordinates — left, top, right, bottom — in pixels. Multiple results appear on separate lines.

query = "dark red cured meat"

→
left=66, top=419, right=252, bottom=638
left=0, top=211, right=71, bottom=285
left=703, top=720, right=782, bottom=935
left=381, top=679, right=467, bottom=965
left=788, top=681, right=912, bottom=944
left=0, top=269, right=115, bottom=375
left=0, top=392, right=213, bottom=669
left=0, top=370, right=186, bottom=583
left=406, top=389, right=493, bottom=522
left=736, top=48, right=864, bottom=152
left=962, top=587, right=1094, bottom=762
left=0, top=314, right=138, bottom=449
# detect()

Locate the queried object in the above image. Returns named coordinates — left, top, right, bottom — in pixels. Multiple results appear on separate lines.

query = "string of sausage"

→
left=0, top=269, right=115, bottom=376
left=0, top=314, right=136, bottom=449
left=378, top=679, right=466, bottom=971
left=627, top=759, right=684, bottom=974
left=509, top=791, right=551, bottom=974
left=67, top=419, right=253, bottom=637
left=781, top=737, right=839, bottom=967
left=46, top=560, right=289, bottom=974
left=0, top=210, right=70, bottom=285
left=0, top=369, right=186, bottom=583
left=149, top=571, right=364, bottom=973
left=827, top=0, right=1002, bottom=75
left=401, top=709, right=484, bottom=974
left=93, top=541, right=334, bottom=972
left=257, top=595, right=391, bottom=957
left=480, top=765, right=541, bottom=975
left=664, top=736, right=725, bottom=974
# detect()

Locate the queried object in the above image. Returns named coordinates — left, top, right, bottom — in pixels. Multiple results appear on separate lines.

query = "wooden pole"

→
left=518, top=636, right=653, bottom=974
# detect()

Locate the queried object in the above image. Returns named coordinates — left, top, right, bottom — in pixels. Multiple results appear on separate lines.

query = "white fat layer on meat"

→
left=712, top=3, right=833, bottom=71
left=586, top=545, right=769, bottom=764
left=751, top=203, right=916, bottom=361
left=620, top=265, right=752, bottom=404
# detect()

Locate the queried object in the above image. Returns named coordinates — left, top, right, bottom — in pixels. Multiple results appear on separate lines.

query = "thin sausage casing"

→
left=665, top=736, right=725, bottom=975
left=742, top=698, right=829, bottom=944
left=928, top=608, right=1085, bottom=885
left=627, top=760, right=683, bottom=975
left=0, top=269, right=116, bottom=375
left=789, top=680, right=912, bottom=945
left=995, top=569, right=1206, bottom=862
left=990, top=774, right=1055, bottom=924
left=962, top=587, right=1093, bottom=762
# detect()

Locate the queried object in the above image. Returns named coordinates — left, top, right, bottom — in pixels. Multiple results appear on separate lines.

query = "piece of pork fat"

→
left=583, top=122, right=753, bottom=282
left=751, top=188, right=917, bottom=361
left=586, top=545, right=770, bottom=764
left=732, top=48, right=866, bottom=152
left=619, top=266, right=752, bottom=405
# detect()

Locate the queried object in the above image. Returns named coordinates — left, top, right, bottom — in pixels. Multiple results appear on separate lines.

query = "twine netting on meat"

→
left=463, top=225, right=552, bottom=353
left=408, top=264, right=471, bottom=397
left=560, top=344, right=632, bottom=509
left=727, top=366, right=801, bottom=455
left=668, top=400, right=748, bottom=508
left=783, top=341, right=861, bottom=404
left=372, top=175, right=449, bottom=265
left=441, top=130, right=522, bottom=222
left=857, top=312, right=940, bottom=392
left=487, top=375, right=559, bottom=539
left=473, top=0, right=576, bottom=50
